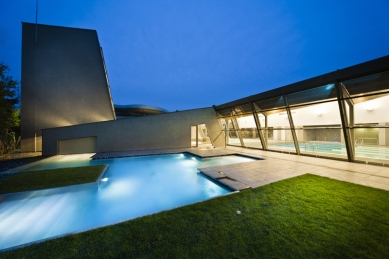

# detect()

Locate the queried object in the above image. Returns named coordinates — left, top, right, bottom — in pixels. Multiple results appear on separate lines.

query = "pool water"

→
left=0, top=153, right=255, bottom=250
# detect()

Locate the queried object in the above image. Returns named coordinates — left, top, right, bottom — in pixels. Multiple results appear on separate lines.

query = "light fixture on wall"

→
left=364, top=99, right=378, bottom=111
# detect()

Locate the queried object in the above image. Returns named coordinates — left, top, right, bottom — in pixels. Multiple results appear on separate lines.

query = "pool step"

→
left=218, top=178, right=251, bottom=191
left=199, top=170, right=251, bottom=191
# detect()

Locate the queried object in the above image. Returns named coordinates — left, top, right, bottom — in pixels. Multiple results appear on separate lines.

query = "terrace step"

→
left=199, top=170, right=251, bottom=191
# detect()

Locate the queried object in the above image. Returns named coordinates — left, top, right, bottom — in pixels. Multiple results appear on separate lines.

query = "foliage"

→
left=0, top=63, right=21, bottom=155
left=1, top=174, right=389, bottom=258
left=0, top=165, right=106, bottom=194
left=0, top=130, right=21, bottom=155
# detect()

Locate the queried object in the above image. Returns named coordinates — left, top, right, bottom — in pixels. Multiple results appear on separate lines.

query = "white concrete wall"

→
left=354, top=95, right=389, bottom=124
left=42, top=108, right=224, bottom=155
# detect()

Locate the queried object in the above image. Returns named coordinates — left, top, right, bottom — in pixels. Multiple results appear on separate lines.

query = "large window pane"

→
left=350, top=93, right=389, bottom=162
left=352, top=128, right=389, bottom=161
left=295, top=128, right=346, bottom=156
left=352, top=93, right=389, bottom=124
left=290, top=101, right=341, bottom=126
left=232, top=103, right=253, bottom=115
left=343, top=71, right=389, bottom=96
left=290, top=101, right=347, bottom=158
left=258, top=109, right=296, bottom=152
left=286, top=84, right=336, bottom=106
left=267, top=128, right=295, bottom=152
left=255, top=96, right=286, bottom=111
left=225, top=118, right=241, bottom=146
left=236, top=114, right=263, bottom=149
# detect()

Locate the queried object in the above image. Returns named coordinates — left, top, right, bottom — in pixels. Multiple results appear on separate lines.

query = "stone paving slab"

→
left=225, top=146, right=389, bottom=190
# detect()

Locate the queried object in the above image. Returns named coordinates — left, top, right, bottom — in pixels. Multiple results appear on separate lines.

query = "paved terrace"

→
left=91, top=147, right=389, bottom=192
left=202, top=146, right=389, bottom=191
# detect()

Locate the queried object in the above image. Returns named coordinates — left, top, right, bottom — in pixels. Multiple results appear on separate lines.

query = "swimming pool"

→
left=0, top=153, right=256, bottom=250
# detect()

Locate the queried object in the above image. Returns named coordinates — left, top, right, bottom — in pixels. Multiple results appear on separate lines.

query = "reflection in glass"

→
left=343, top=71, right=389, bottom=96
left=255, top=96, right=286, bottom=111
left=286, top=84, right=336, bottom=106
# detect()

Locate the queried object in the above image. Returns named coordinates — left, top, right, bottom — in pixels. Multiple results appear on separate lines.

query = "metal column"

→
left=231, top=108, right=245, bottom=147
left=336, top=82, right=354, bottom=161
left=251, top=102, right=267, bottom=150
left=285, top=97, right=300, bottom=155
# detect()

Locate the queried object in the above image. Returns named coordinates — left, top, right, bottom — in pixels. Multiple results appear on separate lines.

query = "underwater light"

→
left=101, top=178, right=108, bottom=182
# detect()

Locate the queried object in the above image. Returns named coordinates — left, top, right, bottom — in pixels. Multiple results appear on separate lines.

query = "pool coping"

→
left=0, top=164, right=109, bottom=203
left=90, top=148, right=240, bottom=159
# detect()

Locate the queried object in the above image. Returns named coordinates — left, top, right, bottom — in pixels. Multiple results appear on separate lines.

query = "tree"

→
left=0, top=63, right=19, bottom=130
left=0, top=63, right=20, bottom=154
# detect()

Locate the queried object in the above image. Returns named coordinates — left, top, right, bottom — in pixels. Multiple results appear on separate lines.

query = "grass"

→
left=0, top=165, right=106, bottom=194
left=1, top=174, right=389, bottom=258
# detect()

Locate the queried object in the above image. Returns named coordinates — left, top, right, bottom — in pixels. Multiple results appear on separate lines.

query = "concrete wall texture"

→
left=21, top=23, right=115, bottom=152
left=58, top=137, right=97, bottom=154
left=42, top=108, right=225, bottom=155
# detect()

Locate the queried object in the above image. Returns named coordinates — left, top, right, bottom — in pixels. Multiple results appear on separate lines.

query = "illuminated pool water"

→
left=0, top=153, right=255, bottom=250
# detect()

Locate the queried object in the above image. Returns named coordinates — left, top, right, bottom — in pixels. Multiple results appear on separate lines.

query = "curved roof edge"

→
left=114, top=104, right=169, bottom=117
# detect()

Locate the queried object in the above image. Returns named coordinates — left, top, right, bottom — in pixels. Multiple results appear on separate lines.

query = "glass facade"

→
left=221, top=117, right=242, bottom=147
left=343, top=71, right=389, bottom=162
left=236, top=114, right=263, bottom=149
left=216, top=70, right=389, bottom=164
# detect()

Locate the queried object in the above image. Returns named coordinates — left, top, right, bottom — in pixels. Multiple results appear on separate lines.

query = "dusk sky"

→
left=1, top=0, right=388, bottom=111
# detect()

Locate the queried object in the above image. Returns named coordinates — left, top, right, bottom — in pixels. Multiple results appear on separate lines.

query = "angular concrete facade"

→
left=21, top=23, right=115, bottom=152
left=42, top=108, right=225, bottom=155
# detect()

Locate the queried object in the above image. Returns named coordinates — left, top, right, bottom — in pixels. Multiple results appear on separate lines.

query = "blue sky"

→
left=1, top=0, right=388, bottom=111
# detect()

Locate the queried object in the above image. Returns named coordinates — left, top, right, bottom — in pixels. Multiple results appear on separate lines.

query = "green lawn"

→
left=0, top=165, right=106, bottom=194
left=1, top=174, right=389, bottom=258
